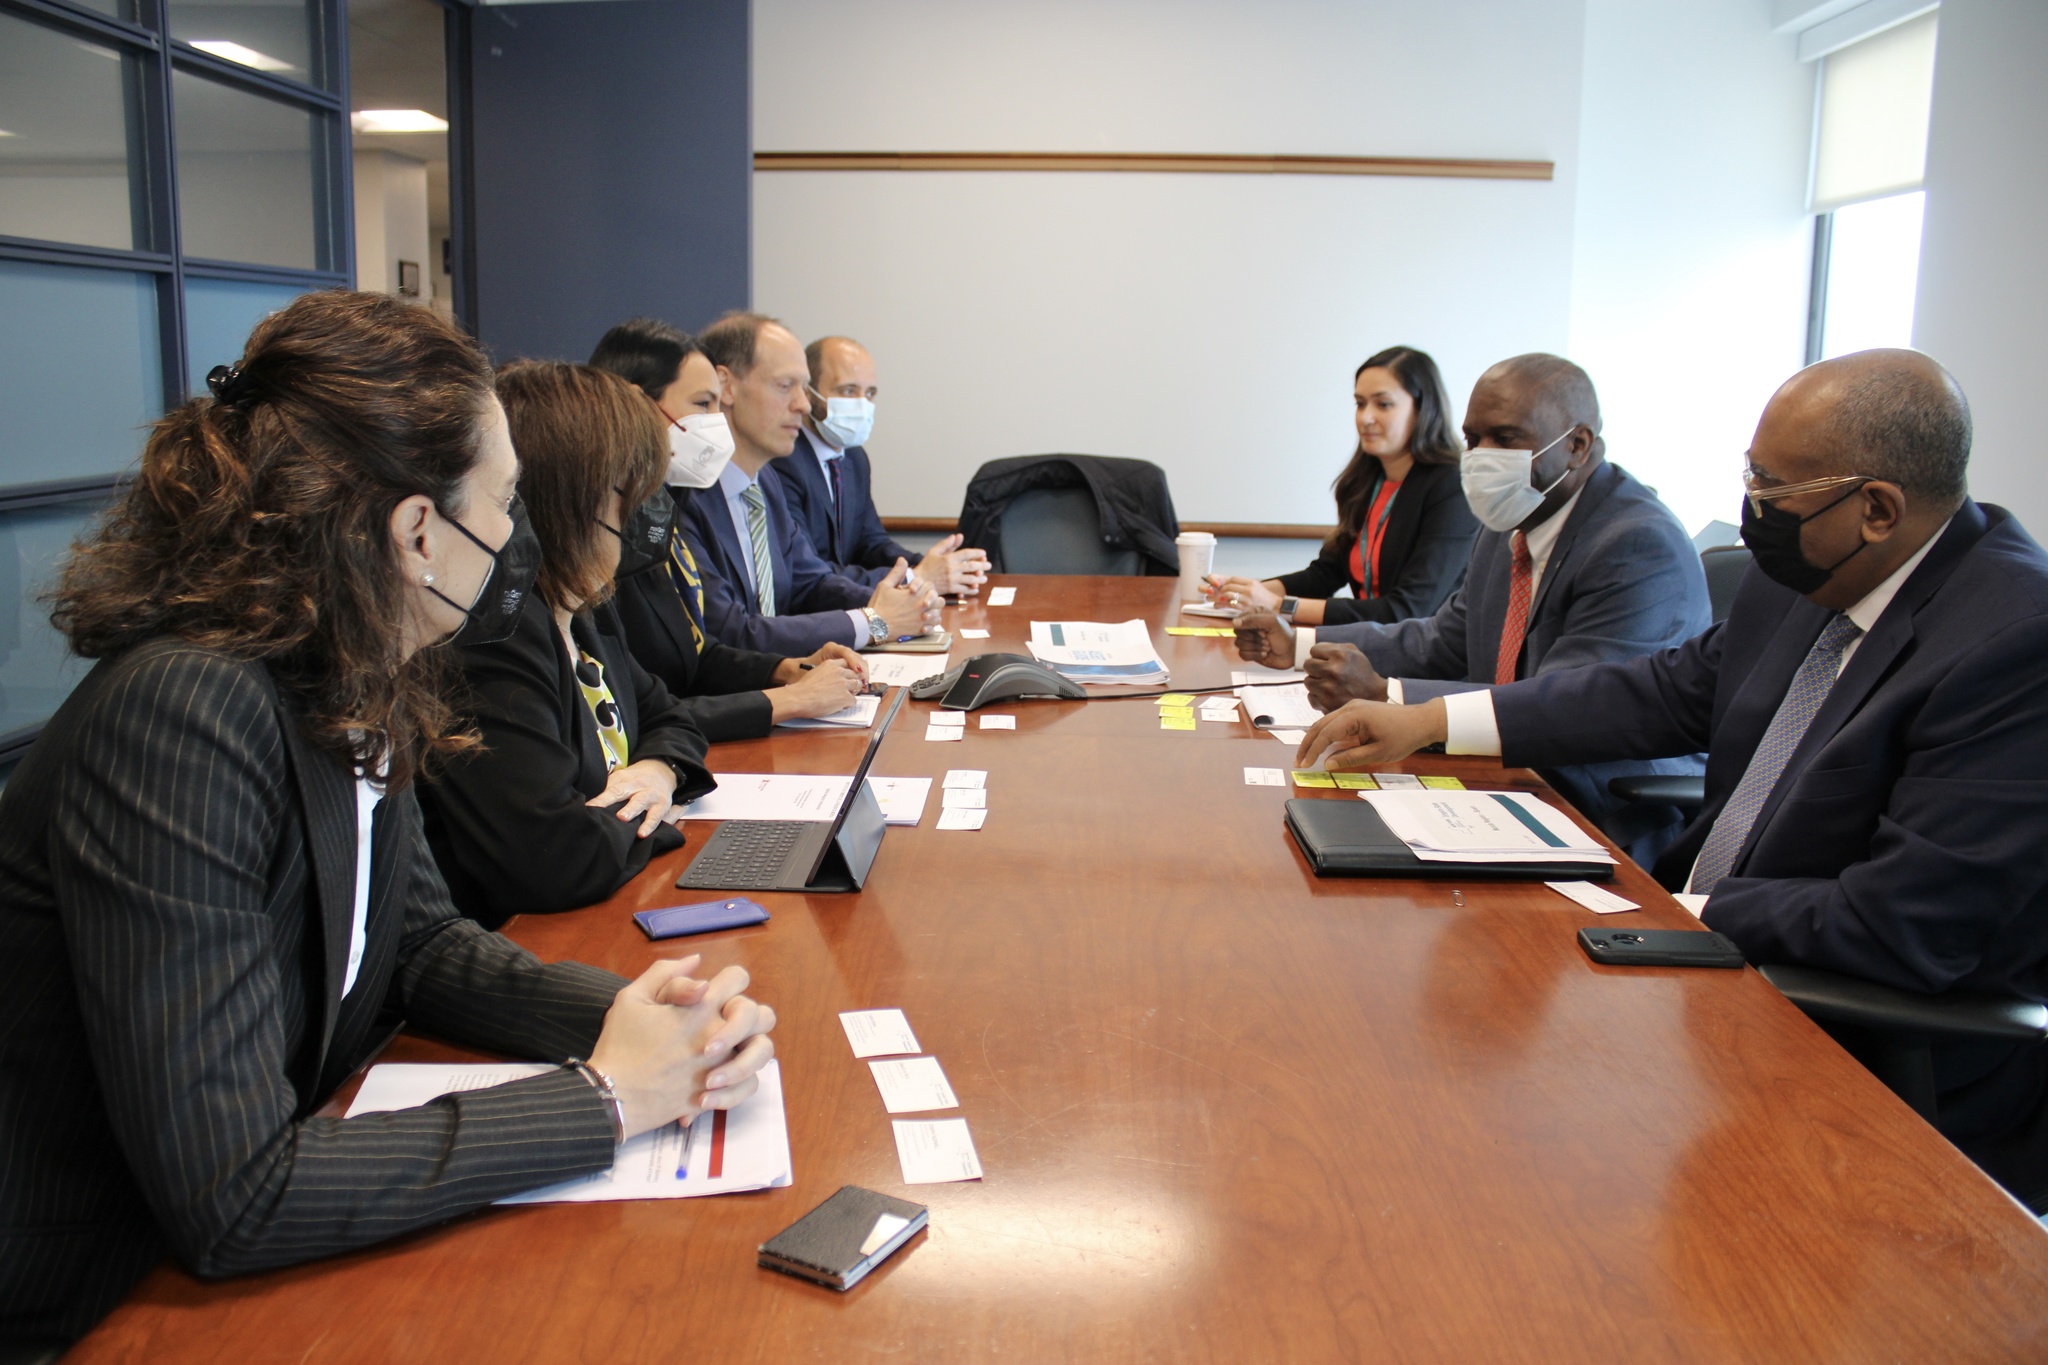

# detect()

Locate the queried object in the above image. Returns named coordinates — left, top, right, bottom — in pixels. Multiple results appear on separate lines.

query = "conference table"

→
left=73, top=576, right=2048, bottom=1362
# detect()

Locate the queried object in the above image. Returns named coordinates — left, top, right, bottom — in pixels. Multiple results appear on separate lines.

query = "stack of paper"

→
left=1026, top=619, right=1169, bottom=687
left=346, top=1061, right=792, bottom=1202
left=865, top=655, right=949, bottom=689
left=675, top=774, right=929, bottom=826
left=939, top=768, right=987, bottom=830
left=1362, top=790, right=1614, bottom=867
left=774, top=694, right=881, bottom=730
left=1237, top=681, right=1320, bottom=730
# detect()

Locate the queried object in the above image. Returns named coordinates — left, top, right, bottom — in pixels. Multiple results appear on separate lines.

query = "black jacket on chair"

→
left=0, top=642, right=627, bottom=1345
left=957, top=455, right=1181, bottom=575
left=609, top=506, right=785, bottom=743
left=1274, top=460, right=1478, bottom=625
left=419, top=593, right=715, bottom=930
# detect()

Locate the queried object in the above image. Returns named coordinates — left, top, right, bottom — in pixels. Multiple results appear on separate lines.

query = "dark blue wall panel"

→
left=469, top=0, right=749, bottom=363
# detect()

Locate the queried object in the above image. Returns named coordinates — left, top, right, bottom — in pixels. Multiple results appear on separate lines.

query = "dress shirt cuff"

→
left=1293, top=626, right=1317, bottom=670
left=1441, top=688, right=1503, bottom=757
left=844, top=609, right=868, bottom=647
left=1386, top=678, right=1405, bottom=705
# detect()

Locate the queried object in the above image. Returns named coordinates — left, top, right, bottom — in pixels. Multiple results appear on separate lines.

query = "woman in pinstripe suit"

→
left=0, top=292, right=777, bottom=1348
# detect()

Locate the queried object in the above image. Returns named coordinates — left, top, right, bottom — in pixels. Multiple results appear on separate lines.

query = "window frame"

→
left=0, top=0, right=353, bottom=753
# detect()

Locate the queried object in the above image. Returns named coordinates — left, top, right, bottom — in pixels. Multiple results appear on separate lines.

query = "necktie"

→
left=828, top=457, right=847, bottom=561
left=1691, top=613, right=1864, bottom=893
left=661, top=527, right=707, bottom=652
left=741, top=483, right=776, bottom=616
left=1493, top=531, right=1534, bottom=685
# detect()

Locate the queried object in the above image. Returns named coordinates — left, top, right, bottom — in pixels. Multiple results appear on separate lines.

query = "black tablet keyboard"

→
left=679, top=820, right=807, bottom=888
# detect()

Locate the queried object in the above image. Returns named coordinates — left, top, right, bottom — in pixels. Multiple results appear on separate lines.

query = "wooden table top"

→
left=73, top=576, right=2048, bottom=1363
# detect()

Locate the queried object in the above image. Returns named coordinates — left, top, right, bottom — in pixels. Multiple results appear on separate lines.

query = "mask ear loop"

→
left=1531, top=423, right=1582, bottom=497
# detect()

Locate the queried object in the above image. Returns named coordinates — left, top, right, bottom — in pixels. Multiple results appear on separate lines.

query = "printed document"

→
left=346, top=1060, right=790, bottom=1202
left=774, top=694, right=880, bottom=730
left=677, top=774, right=926, bottom=825
left=865, top=654, right=949, bottom=688
left=1237, top=682, right=1320, bottom=730
left=1027, top=619, right=1169, bottom=686
left=1363, top=790, right=1614, bottom=865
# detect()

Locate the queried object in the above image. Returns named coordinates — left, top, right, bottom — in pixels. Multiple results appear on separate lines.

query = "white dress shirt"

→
left=345, top=762, right=384, bottom=998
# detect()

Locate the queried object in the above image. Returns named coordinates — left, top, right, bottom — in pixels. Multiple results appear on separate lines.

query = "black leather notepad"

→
left=758, top=1186, right=928, bottom=1290
left=1284, top=797, right=1615, bottom=880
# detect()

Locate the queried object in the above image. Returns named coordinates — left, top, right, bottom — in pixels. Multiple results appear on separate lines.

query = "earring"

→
left=422, top=573, right=435, bottom=586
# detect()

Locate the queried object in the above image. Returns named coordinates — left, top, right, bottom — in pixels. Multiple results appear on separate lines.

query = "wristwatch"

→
left=1278, top=596, right=1300, bottom=619
left=863, top=608, right=889, bottom=646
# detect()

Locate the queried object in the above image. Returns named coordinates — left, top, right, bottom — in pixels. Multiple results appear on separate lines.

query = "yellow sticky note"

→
left=1209, top=627, right=1240, bottom=637
left=1331, top=772, right=1378, bottom=789
left=1420, top=775, right=1467, bottom=790
left=1291, top=770, right=1337, bottom=788
left=1165, top=627, right=1203, bottom=636
left=1160, top=713, right=1197, bottom=731
left=1155, top=693, right=1195, bottom=707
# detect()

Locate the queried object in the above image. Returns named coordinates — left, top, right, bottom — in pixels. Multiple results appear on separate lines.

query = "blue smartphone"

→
left=633, top=898, right=770, bottom=940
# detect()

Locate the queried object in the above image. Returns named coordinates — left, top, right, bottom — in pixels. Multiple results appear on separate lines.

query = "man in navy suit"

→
left=679, top=314, right=939, bottom=656
left=1234, top=355, right=1710, bottom=863
left=769, top=335, right=990, bottom=594
left=1298, top=350, right=2048, bottom=1209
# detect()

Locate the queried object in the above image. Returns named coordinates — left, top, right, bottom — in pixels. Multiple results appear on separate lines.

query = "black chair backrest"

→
left=999, top=488, right=1142, bottom=575
left=1700, top=545, right=1752, bottom=624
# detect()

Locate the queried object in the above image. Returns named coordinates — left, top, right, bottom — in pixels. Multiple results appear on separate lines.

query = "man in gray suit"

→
left=1235, top=354, right=1709, bottom=862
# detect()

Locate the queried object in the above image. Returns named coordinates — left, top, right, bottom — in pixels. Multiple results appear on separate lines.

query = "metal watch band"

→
left=864, top=608, right=889, bottom=644
left=565, top=1058, right=625, bottom=1145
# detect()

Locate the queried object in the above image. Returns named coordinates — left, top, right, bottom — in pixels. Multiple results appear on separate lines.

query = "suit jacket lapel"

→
left=1527, top=463, right=1619, bottom=625
left=276, top=715, right=359, bottom=1074
left=790, top=431, right=839, bottom=561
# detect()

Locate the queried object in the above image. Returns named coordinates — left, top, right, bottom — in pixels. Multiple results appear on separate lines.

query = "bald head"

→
left=1762, top=349, right=1970, bottom=506
left=1480, top=354, right=1603, bottom=444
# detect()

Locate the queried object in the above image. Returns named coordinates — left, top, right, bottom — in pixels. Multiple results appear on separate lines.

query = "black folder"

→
left=1284, top=797, right=1615, bottom=881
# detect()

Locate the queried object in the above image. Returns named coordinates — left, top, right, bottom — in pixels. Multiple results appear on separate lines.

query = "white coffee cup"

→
left=1175, top=531, right=1217, bottom=602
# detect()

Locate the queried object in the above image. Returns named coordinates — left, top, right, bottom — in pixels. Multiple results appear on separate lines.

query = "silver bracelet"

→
left=564, top=1058, right=625, bottom=1145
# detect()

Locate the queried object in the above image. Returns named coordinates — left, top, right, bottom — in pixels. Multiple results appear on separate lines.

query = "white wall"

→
left=352, top=149, right=433, bottom=304
left=752, top=0, right=1814, bottom=540
left=1912, top=0, right=2048, bottom=531
left=1568, top=0, right=1814, bottom=536
left=753, top=0, right=1586, bottom=527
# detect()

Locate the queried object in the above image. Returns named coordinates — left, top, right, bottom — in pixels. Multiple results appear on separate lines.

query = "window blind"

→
left=1812, top=11, right=1940, bottom=211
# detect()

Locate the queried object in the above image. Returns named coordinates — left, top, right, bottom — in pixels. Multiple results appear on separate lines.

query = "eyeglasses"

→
left=1741, top=469, right=1872, bottom=516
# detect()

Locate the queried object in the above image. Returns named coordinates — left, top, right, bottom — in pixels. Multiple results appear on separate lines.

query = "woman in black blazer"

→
left=589, top=317, right=868, bottom=735
left=1207, top=346, right=1478, bottom=626
left=0, top=294, right=774, bottom=1348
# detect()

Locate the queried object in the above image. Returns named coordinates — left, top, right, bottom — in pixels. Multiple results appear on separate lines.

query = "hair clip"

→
left=206, top=364, right=255, bottom=407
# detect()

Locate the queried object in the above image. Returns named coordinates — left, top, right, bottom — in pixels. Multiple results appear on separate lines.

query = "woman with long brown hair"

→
left=415, top=361, right=863, bottom=928
left=1205, top=345, right=1478, bottom=626
left=0, top=292, right=775, bottom=1349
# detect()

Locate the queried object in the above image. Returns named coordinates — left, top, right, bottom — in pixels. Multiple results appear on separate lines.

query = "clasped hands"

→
left=589, top=954, right=777, bottom=1140
left=916, top=533, right=991, bottom=597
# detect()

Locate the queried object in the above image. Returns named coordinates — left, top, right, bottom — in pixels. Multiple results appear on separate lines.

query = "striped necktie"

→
left=1691, top=613, right=1864, bottom=893
left=741, top=482, right=776, bottom=616
left=1493, top=531, right=1534, bottom=685
left=661, top=526, right=706, bottom=652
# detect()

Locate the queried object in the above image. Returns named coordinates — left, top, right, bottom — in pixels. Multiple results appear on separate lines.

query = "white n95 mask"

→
left=818, top=395, right=875, bottom=449
left=666, top=412, right=735, bottom=488
left=1460, top=425, right=1577, bottom=532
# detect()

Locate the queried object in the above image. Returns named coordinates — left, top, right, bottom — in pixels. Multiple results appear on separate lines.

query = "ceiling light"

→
left=351, top=110, right=448, bottom=134
left=0, top=130, right=16, bottom=139
left=190, top=40, right=295, bottom=72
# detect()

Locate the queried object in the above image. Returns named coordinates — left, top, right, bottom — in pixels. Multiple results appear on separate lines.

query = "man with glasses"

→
left=677, top=314, right=942, bottom=655
left=769, top=334, right=990, bottom=595
left=1294, top=349, right=2048, bottom=1211
left=1234, top=353, right=1711, bottom=863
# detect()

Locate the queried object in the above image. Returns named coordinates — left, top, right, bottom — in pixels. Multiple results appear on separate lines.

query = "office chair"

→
left=998, top=487, right=1143, bottom=575
left=1759, top=963, right=2048, bottom=1122
left=1607, top=546, right=1754, bottom=816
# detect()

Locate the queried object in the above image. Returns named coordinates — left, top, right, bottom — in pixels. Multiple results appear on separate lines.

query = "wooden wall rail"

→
left=755, top=151, right=1554, bottom=181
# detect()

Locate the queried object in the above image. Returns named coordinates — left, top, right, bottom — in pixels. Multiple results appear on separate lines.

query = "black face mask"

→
left=598, top=487, right=676, bottom=579
left=427, top=496, right=541, bottom=647
left=1739, top=484, right=1869, bottom=595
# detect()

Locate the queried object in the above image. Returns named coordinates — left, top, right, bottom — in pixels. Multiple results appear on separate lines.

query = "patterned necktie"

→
left=1691, top=613, right=1864, bottom=893
left=741, top=483, right=776, bottom=616
left=1493, top=531, right=1534, bottom=685
left=828, top=457, right=847, bottom=561
left=661, top=527, right=706, bottom=652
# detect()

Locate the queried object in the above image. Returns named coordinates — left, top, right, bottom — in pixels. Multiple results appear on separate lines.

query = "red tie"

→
left=1494, top=531, right=1533, bottom=685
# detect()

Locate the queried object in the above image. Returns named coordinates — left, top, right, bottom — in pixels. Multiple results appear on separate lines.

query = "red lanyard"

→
left=1358, top=479, right=1401, bottom=598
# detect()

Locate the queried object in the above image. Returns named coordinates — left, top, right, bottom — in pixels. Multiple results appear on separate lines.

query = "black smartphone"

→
left=1578, top=927, right=1746, bottom=968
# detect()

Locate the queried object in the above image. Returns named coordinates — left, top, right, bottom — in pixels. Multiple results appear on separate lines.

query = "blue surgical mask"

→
left=816, top=395, right=875, bottom=449
left=1460, top=425, right=1577, bottom=533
